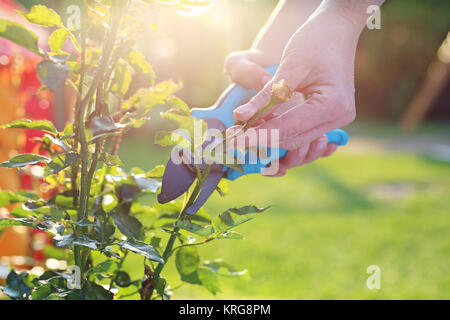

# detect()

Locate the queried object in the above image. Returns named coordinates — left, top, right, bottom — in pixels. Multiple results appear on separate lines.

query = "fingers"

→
left=233, top=81, right=274, bottom=123
left=261, top=135, right=335, bottom=177
left=225, top=53, right=272, bottom=91
left=254, top=90, right=355, bottom=150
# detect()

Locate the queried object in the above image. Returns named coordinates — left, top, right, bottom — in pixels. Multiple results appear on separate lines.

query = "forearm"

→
left=252, top=0, right=323, bottom=61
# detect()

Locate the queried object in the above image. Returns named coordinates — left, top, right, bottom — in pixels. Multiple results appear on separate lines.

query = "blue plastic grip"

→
left=191, top=65, right=279, bottom=128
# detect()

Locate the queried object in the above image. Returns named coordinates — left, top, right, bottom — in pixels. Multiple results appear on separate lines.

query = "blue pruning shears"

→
left=158, top=65, right=349, bottom=214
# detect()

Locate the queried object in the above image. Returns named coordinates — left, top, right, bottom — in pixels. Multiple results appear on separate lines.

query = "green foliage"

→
left=0, top=19, right=41, bottom=56
left=0, top=0, right=267, bottom=300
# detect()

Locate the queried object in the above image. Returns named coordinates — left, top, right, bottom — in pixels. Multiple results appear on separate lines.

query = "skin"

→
left=225, top=0, right=385, bottom=176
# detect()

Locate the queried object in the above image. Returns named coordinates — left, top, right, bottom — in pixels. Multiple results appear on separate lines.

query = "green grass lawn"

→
left=118, top=127, right=450, bottom=299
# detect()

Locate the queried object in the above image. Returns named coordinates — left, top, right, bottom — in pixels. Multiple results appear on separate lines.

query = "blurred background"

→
left=0, top=0, right=449, bottom=299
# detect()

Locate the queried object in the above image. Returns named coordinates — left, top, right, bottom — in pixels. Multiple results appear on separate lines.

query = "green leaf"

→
left=0, top=190, right=37, bottom=207
left=37, top=61, right=70, bottom=91
left=132, top=175, right=161, bottom=193
left=19, top=5, right=63, bottom=27
left=118, top=239, right=163, bottom=263
left=155, top=276, right=167, bottom=297
left=0, top=218, right=34, bottom=227
left=87, top=261, right=119, bottom=277
left=45, top=152, right=80, bottom=176
left=118, top=184, right=141, bottom=203
left=102, top=194, right=118, bottom=212
left=31, top=283, right=53, bottom=300
left=175, top=219, right=214, bottom=238
left=180, top=267, right=221, bottom=295
left=113, top=212, right=143, bottom=239
left=160, top=112, right=207, bottom=145
left=212, top=206, right=269, bottom=234
left=90, top=115, right=119, bottom=136
left=154, top=130, right=191, bottom=149
left=49, top=28, right=69, bottom=52
left=111, top=63, right=132, bottom=95
left=165, top=96, right=190, bottom=116
left=114, top=271, right=132, bottom=288
left=53, top=234, right=99, bottom=250
left=0, top=19, right=41, bottom=56
left=0, top=153, right=50, bottom=168
left=203, top=259, right=248, bottom=278
left=175, top=246, right=200, bottom=275
left=1, top=269, right=31, bottom=300
left=73, top=218, right=96, bottom=227
left=124, top=49, right=155, bottom=84
left=137, top=80, right=181, bottom=113
left=82, top=281, right=113, bottom=300
left=101, top=153, right=123, bottom=167
left=216, top=231, right=244, bottom=240
left=146, top=165, right=165, bottom=178
left=1, top=119, right=57, bottom=135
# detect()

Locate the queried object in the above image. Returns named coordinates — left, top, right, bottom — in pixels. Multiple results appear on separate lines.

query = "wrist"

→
left=315, top=0, right=385, bottom=34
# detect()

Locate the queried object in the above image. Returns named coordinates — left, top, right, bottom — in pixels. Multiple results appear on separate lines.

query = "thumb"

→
left=226, top=56, right=272, bottom=91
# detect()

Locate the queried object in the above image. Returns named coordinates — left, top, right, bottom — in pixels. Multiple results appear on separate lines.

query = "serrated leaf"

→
left=49, top=28, right=69, bottom=52
left=180, top=267, right=221, bottom=295
left=0, top=19, right=42, bottom=56
left=1, top=119, right=57, bottom=135
left=216, top=231, right=243, bottom=240
left=53, top=234, right=99, bottom=250
left=101, top=153, right=123, bottom=167
left=45, top=152, right=80, bottom=176
left=20, top=5, right=62, bottom=27
left=154, top=130, right=191, bottom=149
left=1, top=269, right=31, bottom=300
left=37, top=61, right=70, bottom=91
left=111, top=63, right=132, bottom=95
left=118, top=239, right=163, bottom=263
left=203, top=259, right=248, bottom=278
left=73, top=218, right=96, bottom=227
left=90, top=115, right=119, bottom=136
left=102, top=194, right=118, bottom=212
left=212, top=206, right=269, bottom=234
left=165, top=96, right=190, bottom=116
left=87, top=261, right=119, bottom=277
left=175, top=219, right=214, bottom=238
left=82, top=281, right=113, bottom=300
left=140, top=80, right=182, bottom=113
left=113, top=212, right=143, bottom=239
left=146, top=165, right=165, bottom=178
left=0, top=153, right=50, bottom=168
left=175, top=246, right=200, bottom=275
left=125, top=49, right=155, bottom=84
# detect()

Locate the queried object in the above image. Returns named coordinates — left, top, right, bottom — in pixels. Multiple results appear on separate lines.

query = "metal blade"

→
left=157, top=155, right=196, bottom=204
left=185, top=164, right=224, bottom=215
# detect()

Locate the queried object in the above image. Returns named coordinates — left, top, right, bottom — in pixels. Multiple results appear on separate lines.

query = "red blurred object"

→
left=0, top=0, right=54, bottom=268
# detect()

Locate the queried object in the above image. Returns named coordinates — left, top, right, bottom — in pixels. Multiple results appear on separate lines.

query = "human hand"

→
left=228, top=4, right=364, bottom=176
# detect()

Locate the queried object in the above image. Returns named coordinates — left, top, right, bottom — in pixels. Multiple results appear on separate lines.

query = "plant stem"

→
left=149, top=165, right=211, bottom=298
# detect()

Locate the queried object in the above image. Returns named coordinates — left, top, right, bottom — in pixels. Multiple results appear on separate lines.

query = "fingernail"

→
left=234, top=103, right=253, bottom=116
left=317, top=136, right=328, bottom=150
left=261, top=75, right=272, bottom=87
